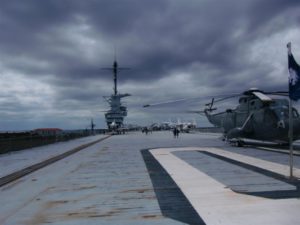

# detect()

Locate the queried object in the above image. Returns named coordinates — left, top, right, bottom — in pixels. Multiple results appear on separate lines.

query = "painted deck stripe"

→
left=150, top=147, right=300, bottom=225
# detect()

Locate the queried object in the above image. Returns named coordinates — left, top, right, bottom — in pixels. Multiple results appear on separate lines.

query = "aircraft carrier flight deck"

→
left=1, top=131, right=300, bottom=225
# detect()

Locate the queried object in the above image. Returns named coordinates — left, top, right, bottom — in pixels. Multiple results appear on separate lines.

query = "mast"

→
left=113, top=61, right=118, bottom=95
left=103, top=59, right=129, bottom=96
left=102, top=58, right=131, bottom=130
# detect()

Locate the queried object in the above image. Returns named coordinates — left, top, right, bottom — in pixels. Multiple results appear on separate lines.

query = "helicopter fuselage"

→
left=205, top=96, right=300, bottom=143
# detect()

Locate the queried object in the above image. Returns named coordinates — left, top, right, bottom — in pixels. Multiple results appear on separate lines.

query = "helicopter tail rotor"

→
left=205, top=98, right=217, bottom=112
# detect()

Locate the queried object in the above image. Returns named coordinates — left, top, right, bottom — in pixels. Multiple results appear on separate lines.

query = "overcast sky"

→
left=0, top=0, right=300, bottom=130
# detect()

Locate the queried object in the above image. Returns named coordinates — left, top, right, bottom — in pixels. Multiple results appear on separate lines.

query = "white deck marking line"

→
left=206, top=147, right=300, bottom=178
left=150, top=147, right=300, bottom=225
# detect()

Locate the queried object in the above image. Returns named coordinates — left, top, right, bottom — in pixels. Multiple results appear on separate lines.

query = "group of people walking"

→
left=173, top=127, right=180, bottom=138
left=142, top=126, right=180, bottom=138
left=142, top=127, right=152, bottom=135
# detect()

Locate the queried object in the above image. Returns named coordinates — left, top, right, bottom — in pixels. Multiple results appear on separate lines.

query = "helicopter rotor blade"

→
left=252, top=91, right=273, bottom=102
left=211, top=94, right=242, bottom=104
left=143, top=98, right=194, bottom=108
left=264, top=91, right=288, bottom=96
left=143, top=93, right=240, bottom=108
left=143, top=89, right=288, bottom=111
left=185, top=110, right=207, bottom=116
left=243, top=89, right=288, bottom=102
left=186, top=110, right=205, bottom=114
left=143, top=96, right=228, bottom=108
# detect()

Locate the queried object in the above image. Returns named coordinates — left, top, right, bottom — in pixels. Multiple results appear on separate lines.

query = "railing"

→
left=0, top=130, right=107, bottom=154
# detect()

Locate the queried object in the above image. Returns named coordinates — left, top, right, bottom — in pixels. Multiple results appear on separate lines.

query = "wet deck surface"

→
left=0, top=131, right=300, bottom=224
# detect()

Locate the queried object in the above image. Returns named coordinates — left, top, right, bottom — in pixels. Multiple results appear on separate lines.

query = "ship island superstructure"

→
left=103, top=60, right=131, bottom=130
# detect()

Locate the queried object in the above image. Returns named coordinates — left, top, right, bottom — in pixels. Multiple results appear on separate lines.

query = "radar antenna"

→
left=102, top=54, right=130, bottom=95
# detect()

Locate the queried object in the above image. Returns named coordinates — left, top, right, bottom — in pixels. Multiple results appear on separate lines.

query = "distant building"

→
left=33, top=128, right=63, bottom=137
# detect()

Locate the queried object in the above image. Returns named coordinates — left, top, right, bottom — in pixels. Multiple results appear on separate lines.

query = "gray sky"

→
left=0, top=0, right=300, bottom=130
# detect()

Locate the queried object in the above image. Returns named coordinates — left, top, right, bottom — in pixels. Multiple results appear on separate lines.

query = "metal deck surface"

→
left=0, top=131, right=300, bottom=225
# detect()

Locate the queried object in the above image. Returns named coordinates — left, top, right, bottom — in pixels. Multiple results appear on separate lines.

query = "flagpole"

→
left=289, top=97, right=294, bottom=178
left=287, top=42, right=294, bottom=179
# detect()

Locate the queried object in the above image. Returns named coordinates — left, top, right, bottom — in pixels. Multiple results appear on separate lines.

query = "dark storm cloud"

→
left=244, top=0, right=300, bottom=36
left=1, top=0, right=298, bottom=81
left=0, top=0, right=300, bottom=129
left=0, top=1, right=74, bottom=54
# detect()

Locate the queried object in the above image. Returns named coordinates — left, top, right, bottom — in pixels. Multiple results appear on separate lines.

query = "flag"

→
left=288, top=42, right=300, bottom=101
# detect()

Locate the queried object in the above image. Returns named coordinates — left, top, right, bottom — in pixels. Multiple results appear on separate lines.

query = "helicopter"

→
left=144, top=88, right=300, bottom=146
left=195, top=88, right=300, bottom=146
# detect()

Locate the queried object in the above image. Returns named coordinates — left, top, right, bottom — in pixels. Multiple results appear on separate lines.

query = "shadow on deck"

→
left=141, top=149, right=206, bottom=225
